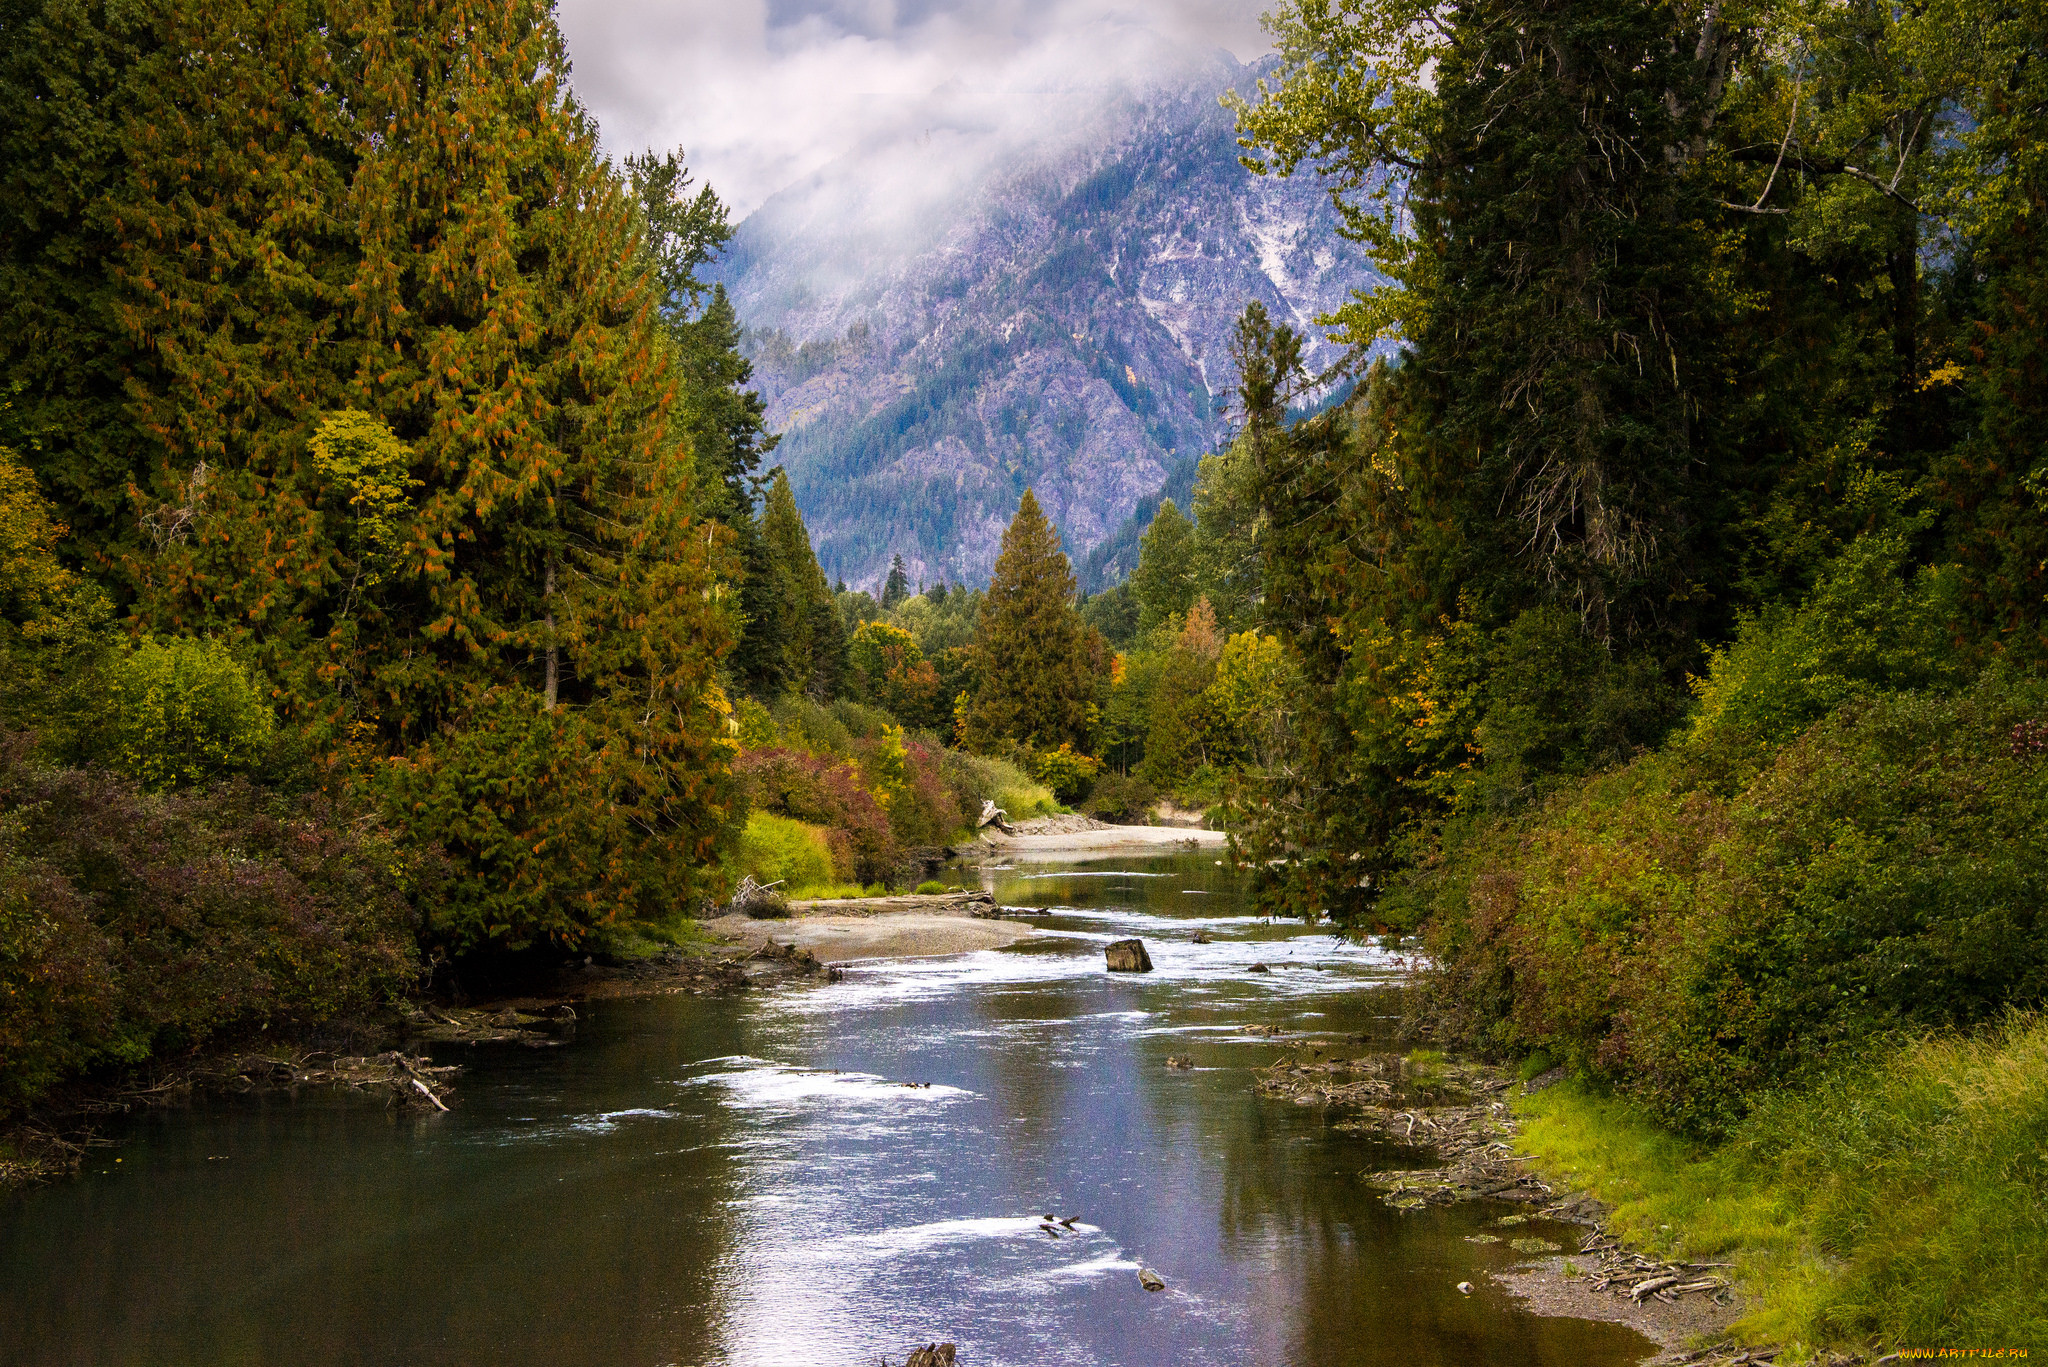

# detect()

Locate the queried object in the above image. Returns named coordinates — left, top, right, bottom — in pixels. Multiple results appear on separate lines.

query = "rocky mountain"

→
left=716, top=53, right=1381, bottom=593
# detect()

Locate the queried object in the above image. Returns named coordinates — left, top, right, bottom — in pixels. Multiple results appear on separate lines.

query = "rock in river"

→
left=1138, top=1269, right=1166, bottom=1292
left=1105, top=939, right=1154, bottom=972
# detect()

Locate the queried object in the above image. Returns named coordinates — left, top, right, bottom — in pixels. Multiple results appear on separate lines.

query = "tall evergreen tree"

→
left=964, top=490, right=1102, bottom=752
left=624, top=148, right=776, bottom=525
left=760, top=468, right=842, bottom=701
left=1128, top=498, right=1197, bottom=633
left=880, top=554, right=911, bottom=610
left=727, top=511, right=789, bottom=699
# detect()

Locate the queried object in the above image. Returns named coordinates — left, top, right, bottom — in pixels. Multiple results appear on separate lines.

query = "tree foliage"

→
left=0, top=0, right=743, bottom=949
left=964, top=490, right=1105, bottom=752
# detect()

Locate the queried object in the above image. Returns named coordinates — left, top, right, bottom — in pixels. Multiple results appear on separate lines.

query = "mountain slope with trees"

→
left=717, top=53, right=1382, bottom=593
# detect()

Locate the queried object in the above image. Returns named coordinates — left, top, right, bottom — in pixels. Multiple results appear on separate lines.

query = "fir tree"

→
left=1129, top=498, right=1198, bottom=633
left=728, top=510, right=789, bottom=699
left=624, top=148, right=776, bottom=525
left=964, top=490, right=1102, bottom=751
left=760, top=468, right=842, bottom=701
left=881, top=554, right=911, bottom=609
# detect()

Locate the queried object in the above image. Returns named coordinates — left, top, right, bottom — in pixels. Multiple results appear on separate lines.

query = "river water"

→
left=0, top=852, right=1651, bottom=1367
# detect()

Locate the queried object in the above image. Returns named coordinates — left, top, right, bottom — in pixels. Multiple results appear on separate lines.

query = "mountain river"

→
left=0, top=851, right=1654, bottom=1366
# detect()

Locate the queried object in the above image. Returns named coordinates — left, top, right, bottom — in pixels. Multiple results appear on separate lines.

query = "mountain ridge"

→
left=717, top=55, right=1381, bottom=592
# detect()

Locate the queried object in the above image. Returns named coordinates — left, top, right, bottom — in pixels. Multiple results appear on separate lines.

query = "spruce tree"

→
left=964, top=490, right=1102, bottom=751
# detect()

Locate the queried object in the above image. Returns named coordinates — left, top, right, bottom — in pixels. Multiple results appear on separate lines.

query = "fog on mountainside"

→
left=714, top=55, right=1381, bottom=594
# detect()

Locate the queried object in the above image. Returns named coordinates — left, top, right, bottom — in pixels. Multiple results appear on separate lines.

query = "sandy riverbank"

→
left=698, top=820, right=1229, bottom=962
left=976, top=817, right=1228, bottom=861
left=701, top=909, right=1039, bottom=963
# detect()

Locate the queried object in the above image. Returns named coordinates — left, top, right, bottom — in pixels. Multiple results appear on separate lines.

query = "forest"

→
left=0, top=0, right=1119, bottom=1113
left=1, top=0, right=2045, bottom=1350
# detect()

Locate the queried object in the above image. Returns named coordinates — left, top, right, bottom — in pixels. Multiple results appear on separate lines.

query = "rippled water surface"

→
left=0, top=853, right=1652, bottom=1366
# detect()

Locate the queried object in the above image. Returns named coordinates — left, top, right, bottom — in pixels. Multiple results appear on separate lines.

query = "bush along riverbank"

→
left=1365, top=658, right=2048, bottom=1359
left=0, top=733, right=836, bottom=1190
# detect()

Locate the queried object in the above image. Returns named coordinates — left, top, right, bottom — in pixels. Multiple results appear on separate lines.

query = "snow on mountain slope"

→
left=717, top=54, right=1380, bottom=591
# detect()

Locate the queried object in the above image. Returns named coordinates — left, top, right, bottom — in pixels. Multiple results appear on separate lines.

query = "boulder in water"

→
left=1105, top=938, right=1154, bottom=972
left=904, top=1346, right=956, bottom=1367
left=1138, top=1268, right=1166, bottom=1292
left=1190, top=929, right=1212, bottom=944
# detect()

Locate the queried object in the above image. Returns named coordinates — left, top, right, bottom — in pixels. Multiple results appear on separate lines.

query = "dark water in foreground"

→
left=0, top=853, right=1650, bottom=1367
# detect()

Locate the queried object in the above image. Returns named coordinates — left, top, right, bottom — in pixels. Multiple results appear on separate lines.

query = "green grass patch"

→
left=914, top=880, right=947, bottom=894
left=788, top=881, right=891, bottom=900
left=1514, top=1012, right=2048, bottom=1356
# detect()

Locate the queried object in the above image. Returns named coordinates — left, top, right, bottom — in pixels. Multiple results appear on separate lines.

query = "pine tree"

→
left=728, top=510, right=789, bottom=699
left=964, top=490, right=1103, bottom=751
left=1128, top=498, right=1198, bottom=634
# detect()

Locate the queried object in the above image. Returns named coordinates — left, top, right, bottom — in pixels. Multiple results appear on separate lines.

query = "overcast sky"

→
left=556, top=0, right=1276, bottom=218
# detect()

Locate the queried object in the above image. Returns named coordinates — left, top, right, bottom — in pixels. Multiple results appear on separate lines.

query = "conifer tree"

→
left=964, top=490, right=1103, bottom=751
left=760, top=468, right=842, bottom=701
left=1129, top=498, right=1198, bottom=634
left=1139, top=598, right=1224, bottom=788
left=881, top=554, right=911, bottom=609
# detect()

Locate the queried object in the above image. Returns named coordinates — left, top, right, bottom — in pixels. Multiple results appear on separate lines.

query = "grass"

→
left=914, top=880, right=947, bottom=894
left=788, top=881, right=890, bottom=900
left=587, top=914, right=719, bottom=962
left=1512, top=1012, right=2048, bottom=1358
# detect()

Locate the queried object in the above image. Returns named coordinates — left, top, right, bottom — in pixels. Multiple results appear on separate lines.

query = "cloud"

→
left=556, top=0, right=1275, bottom=217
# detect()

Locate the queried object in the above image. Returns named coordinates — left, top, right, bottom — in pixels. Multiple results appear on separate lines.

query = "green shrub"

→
left=830, top=698, right=897, bottom=740
left=379, top=683, right=741, bottom=952
left=734, top=696, right=777, bottom=750
left=0, top=737, right=423, bottom=1110
left=1414, top=667, right=2048, bottom=1136
left=730, top=812, right=837, bottom=893
left=771, top=697, right=853, bottom=757
left=937, top=748, right=1056, bottom=821
left=914, top=879, right=946, bottom=895
left=93, top=637, right=275, bottom=792
left=1027, top=742, right=1101, bottom=802
left=1686, top=531, right=1965, bottom=771
left=1083, top=772, right=1157, bottom=823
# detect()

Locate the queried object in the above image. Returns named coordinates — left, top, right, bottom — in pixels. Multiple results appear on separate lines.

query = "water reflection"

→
left=0, top=853, right=1650, bottom=1367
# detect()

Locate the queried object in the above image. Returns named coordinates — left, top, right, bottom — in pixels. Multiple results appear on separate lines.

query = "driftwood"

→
left=977, top=799, right=1015, bottom=835
left=728, top=875, right=790, bottom=919
left=1574, top=1230, right=1734, bottom=1304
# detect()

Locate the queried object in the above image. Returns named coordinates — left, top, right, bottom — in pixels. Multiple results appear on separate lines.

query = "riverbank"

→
left=968, top=815, right=1229, bottom=861
left=1256, top=1014, right=2048, bottom=1364
left=0, top=936, right=835, bottom=1190
left=701, top=888, right=1039, bottom=963
left=1254, top=1050, right=1745, bottom=1360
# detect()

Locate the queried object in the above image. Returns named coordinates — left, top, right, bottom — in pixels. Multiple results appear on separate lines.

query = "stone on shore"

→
left=1105, top=938, right=1154, bottom=972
